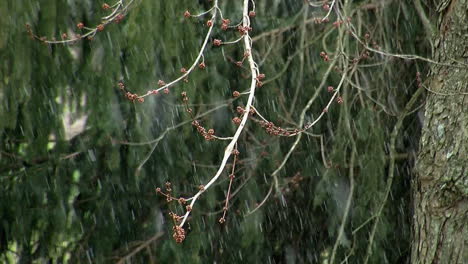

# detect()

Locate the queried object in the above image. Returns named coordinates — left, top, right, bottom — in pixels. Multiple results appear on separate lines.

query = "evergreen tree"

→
left=0, top=1, right=465, bottom=263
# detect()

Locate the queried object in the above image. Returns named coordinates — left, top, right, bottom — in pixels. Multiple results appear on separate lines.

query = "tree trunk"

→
left=412, top=0, right=468, bottom=263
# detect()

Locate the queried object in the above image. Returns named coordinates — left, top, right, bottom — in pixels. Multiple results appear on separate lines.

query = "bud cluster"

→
left=256, top=120, right=298, bottom=136
left=155, top=182, right=180, bottom=203
left=256, top=73, right=266, bottom=87
left=282, top=172, right=305, bottom=194
left=221, top=19, right=230, bottom=30
left=320, top=51, right=330, bottom=62
left=237, top=25, right=252, bottom=35
left=332, top=20, right=344, bottom=28
left=180, top=91, right=217, bottom=141
left=192, top=120, right=216, bottom=141
left=236, top=106, right=256, bottom=116
left=173, top=225, right=186, bottom=243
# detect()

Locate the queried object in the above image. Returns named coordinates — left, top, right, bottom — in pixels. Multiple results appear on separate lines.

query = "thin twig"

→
left=330, top=69, right=356, bottom=263
left=363, top=84, right=425, bottom=263
left=288, top=3, right=309, bottom=117
left=115, top=232, right=164, bottom=264
left=138, top=5, right=218, bottom=99
left=130, top=103, right=228, bottom=175
left=245, top=184, right=273, bottom=216
left=28, top=0, right=134, bottom=44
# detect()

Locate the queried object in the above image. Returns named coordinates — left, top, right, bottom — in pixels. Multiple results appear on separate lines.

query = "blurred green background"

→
left=0, top=0, right=431, bottom=263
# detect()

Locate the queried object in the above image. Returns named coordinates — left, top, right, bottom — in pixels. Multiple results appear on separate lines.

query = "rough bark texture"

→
left=412, top=0, right=468, bottom=263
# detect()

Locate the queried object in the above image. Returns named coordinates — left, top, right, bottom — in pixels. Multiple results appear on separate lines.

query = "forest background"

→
left=0, top=0, right=466, bottom=263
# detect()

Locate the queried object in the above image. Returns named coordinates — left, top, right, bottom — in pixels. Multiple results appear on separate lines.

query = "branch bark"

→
left=412, top=1, right=468, bottom=263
